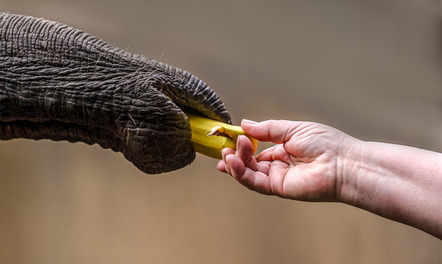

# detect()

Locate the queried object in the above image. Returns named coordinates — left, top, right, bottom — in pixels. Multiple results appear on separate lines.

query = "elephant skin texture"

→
left=0, top=13, right=231, bottom=174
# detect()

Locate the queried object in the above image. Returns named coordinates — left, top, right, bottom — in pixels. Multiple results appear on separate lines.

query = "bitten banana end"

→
left=185, top=111, right=259, bottom=159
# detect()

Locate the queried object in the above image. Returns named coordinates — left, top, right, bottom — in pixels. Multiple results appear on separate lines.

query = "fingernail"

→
left=242, top=119, right=258, bottom=126
left=225, top=155, right=231, bottom=167
left=237, top=135, right=243, bottom=149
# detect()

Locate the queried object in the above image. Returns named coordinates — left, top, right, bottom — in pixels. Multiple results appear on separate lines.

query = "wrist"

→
left=335, top=137, right=367, bottom=205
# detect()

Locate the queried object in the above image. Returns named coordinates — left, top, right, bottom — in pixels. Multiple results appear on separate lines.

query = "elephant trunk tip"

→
left=152, top=65, right=232, bottom=124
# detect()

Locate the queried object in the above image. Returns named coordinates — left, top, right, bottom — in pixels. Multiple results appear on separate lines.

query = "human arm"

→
left=217, top=120, right=442, bottom=239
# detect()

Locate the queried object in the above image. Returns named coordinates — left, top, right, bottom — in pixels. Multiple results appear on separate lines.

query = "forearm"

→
left=340, top=141, right=442, bottom=238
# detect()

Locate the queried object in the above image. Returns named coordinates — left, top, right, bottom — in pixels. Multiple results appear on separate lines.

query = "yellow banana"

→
left=186, top=111, right=259, bottom=159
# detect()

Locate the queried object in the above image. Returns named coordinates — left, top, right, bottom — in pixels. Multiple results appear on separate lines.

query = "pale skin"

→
left=217, top=120, right=442, bottom=239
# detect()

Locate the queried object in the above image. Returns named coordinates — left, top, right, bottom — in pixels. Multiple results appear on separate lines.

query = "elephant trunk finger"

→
left=147, top=61, right=232, bottom=124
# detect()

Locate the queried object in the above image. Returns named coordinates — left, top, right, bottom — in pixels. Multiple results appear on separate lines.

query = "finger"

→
left=230, top=162, right=274, bottom=195
left=216, top=159, right=227, bottom=172
left=222, top=148, right=235, bottom=158
left=256, top=160, right=271, bottom=175
left=236, top=135, right=259, bottom=171
left=241, top=119, right=301, bottom=144
left=217, top=148, right=236, bottom=173
left=221, top=148, right=236, bottom=175
left=225, top=154, right=246, bottom=180
left=255, top=145, right=279, bottom=161
left=270, top=144, right=293, bottom=164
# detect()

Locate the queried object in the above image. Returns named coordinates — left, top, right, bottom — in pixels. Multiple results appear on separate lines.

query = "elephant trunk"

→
left=0, top=13, right=231, bottom=174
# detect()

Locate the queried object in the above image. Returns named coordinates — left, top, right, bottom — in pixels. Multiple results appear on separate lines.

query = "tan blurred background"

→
left=1, top=0, right=442, bottom=263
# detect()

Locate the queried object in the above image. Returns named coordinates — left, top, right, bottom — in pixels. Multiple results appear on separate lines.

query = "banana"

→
left=185, top=111, right=259, bottom=159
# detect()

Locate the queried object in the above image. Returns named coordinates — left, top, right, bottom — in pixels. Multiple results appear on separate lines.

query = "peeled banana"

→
left=185, top=111, right=258, bottom=159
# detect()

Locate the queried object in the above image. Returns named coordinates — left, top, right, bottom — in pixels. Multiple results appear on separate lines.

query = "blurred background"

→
left=1, top=0, right=442, bottom=263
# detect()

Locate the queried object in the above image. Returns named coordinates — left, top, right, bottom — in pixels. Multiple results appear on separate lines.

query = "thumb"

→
left=241, top=119, right=299, bottom=144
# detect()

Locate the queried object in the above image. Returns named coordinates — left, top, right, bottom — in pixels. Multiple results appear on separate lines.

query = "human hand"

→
left=217, top=120, right=359, bottom=202
left=218, top=119, right=442, bottom=238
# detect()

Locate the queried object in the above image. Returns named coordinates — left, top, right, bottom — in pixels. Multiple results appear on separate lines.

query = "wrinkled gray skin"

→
left=0, top=13, right=231, bottom=174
